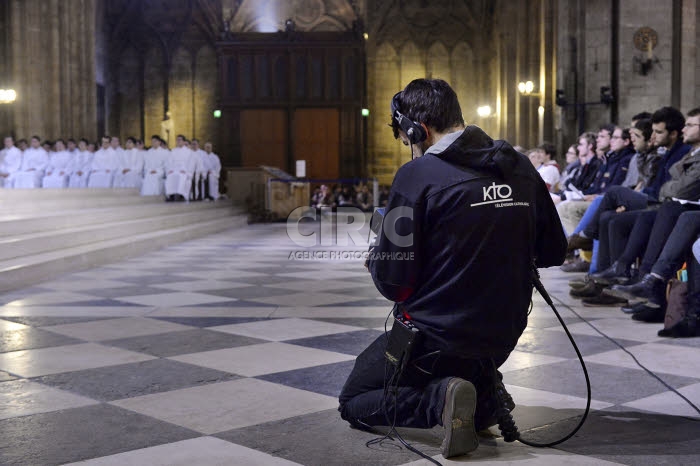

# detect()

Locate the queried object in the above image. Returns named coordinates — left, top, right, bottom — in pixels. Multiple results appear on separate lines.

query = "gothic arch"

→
left=144, top=46, right=166, bottom=144
left=169, top=47, right=194, bottom=138
left=399, top=41, right=424, bottom=89
left=194, top=45, right=217, bottom=143
left=451, top=41, right=476, bottom=121
left=427, top=42, right=450, bottom=82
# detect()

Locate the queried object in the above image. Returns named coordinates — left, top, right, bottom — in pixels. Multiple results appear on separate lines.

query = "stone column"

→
left=9, top=0, right=96, bottom=141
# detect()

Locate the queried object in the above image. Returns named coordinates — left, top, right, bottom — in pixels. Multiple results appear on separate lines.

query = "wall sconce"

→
left=0, top=89, right=17, bottom=103
left=477, top=105, right=492, bottom=118
left=632, top=27, right=660, bottom=76
left=517, top=81, right=541, bottom=97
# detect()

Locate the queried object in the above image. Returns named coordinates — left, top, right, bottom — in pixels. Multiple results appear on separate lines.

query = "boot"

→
left=570, top=280, right=605, bottom=298
left=567, top=233, right=593, bottom=252
left=561, top=257, right=590, bottom=273
left=590, top=261, right=631, bottom=286
left=605, top=273, right=666, bottom=306
left=631, top=306, right=665, bottom=323
left=582, top=294, right=628, bottom=307
left=658, top=314, right=700, bottom=337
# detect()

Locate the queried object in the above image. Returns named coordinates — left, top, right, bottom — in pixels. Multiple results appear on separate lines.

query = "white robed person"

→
left=204, top=142, right=221, bottom=200
left=0, top=136, right=23, bottom=188
left=42, top=139, right=74, bottom=188
left=88, top=137, right=116, bottom=188
left=190, top=139, right=209, bottom=200
left=113, top=137, right=144, bottom=188
left=14, top=136, right=48, bottom=188
left=165, top=134, right=197, bottom=201
left=141, top=135, right=167, bottom=196
left=68, top=139, right=93, bottom=188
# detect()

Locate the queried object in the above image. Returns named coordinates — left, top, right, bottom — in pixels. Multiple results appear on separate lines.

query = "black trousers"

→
left=611, top=201, right=700, bottom=274
left=583, top=186, right=651, bottom=239
left=338, top=333, right=507, bottom=430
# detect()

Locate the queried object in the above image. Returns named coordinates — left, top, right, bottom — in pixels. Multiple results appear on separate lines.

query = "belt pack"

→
left=385, top=316, right=421, bottom=372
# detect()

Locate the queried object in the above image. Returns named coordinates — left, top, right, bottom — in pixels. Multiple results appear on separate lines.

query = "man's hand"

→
left=616, top=206, right=626, bottom=213
left=76, top=171, right=83, bottom=176
left=123, top=169, right=130, bottom=174
left=150, top=170, right=157, bottom=174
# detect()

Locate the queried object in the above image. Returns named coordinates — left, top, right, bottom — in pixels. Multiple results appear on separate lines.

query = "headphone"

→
left=391, top=92, right=427, bottom=145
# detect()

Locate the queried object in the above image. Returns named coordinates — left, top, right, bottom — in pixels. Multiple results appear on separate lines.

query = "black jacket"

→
left=583, top=147, right=635, bottom=195
left=369, top=126, right=567, bottom=358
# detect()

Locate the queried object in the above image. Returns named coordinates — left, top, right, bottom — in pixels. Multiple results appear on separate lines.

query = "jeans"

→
left=338, top=332, right=507, bottom=430
left=582, top=186, right=651, bottom=239
left=652, top=211, right=700, bottom=280
left=573, top=196, right=603, bottom=235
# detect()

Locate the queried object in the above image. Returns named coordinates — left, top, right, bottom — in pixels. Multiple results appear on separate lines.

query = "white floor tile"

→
left=0, top=343, right=155, bottom=378
left=67, top=437, right=302, bottom=465
left=209, top=317, right=364, bottom=341
left=170, top=342, right=354, bottom=376
left=0, top=319, right=28, bottom=331
left=504, top=384, right=613, bottom=411
left=498, top=351, right=568, bottom=373
left=0, top=379, right=98, bottom=420
left=623, top=382, right=700, bottom=419
left=116, top=292, right=234, bottom=307
left=110, top=378, right=338, bottom=434
left=586, top=342, right=700, bottom=378
left=45, top=317, right=193, bottom=341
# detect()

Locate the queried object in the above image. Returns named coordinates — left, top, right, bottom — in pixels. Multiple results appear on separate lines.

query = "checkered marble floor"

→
left=2, top=222, right=700, bottom=465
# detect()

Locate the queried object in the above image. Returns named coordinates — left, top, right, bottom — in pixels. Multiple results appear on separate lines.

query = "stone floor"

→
left=1, top=221, right=700, bottom=465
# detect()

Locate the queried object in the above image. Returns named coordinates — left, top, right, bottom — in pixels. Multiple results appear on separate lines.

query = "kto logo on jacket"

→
left=471, top=182, right=513, bottom=206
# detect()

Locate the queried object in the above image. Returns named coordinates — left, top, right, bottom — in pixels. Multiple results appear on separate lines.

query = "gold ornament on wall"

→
left=632, top=27, right=660, bottom=76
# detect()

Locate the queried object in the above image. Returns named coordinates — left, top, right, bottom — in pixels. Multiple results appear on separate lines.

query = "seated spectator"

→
left=535, top=142, right=560, bottom=192
left=356, top=184, right=373, bottom=212
left=0, top=136, right=22, bottom=188
left=336, top=185, right=356, bottom=207
left=313, top=184, right=335, bottom=209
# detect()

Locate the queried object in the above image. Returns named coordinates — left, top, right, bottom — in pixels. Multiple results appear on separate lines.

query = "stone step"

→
left=1, top=193, right=160, bottom=216
left=0, top=204, right=235, bottom=261
left=0, top=215, right=248, bottom=293
left=0, top=200, right=230, bottom=238
left=0, top=187, right=142, bottom=201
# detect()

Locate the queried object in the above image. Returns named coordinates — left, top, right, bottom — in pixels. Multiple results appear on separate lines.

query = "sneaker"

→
left=569, top=280, right=604, bottom=298
left=560, top=258, right=590, bottom=273
left=607, top=274, right=666, bottom=306
left=582, top=294, right=628, bottom=307
left=441, top=378, right=479, bottom=458
left=567, top=233, right=593, bottom=252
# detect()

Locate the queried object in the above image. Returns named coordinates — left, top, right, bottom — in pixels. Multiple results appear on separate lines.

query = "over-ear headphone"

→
left=391, top=92, right=427, bottom=145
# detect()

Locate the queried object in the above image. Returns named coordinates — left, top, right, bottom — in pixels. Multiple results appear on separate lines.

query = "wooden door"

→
left=293, top=108, right=339, bottom=180
left=240, top=109, right=287, bottom=169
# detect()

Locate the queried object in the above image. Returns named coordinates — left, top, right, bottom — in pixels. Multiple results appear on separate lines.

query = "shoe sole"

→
left=441, top=379, right=478, bottom=458
left=582, top=300, right=628, bottom=307
left=603, top=288, right=647, bottom=304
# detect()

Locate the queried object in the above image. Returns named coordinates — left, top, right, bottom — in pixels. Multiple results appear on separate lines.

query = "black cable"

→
left=551, top=292, right=700, bottom=418
left=510, top=272, right=592, bottom=447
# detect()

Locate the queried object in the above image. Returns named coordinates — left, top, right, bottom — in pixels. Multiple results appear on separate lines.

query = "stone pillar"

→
left=8, top=0, right=96, bottom=141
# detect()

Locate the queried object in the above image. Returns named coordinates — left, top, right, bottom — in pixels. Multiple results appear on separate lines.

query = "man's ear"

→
left=420, top=123, right=431, bottom=142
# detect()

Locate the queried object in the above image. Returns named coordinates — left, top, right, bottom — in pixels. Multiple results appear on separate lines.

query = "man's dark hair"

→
left=126, top=136, right=137, bottom=144
left=651, top=106, right=685, bottom=134
left=619, top=128, right=632, bottom=148
left=67, top=138, right=76, bottom=144
left=79, top=138, right=89, bottom=144
left=688, top=108, right=700, bottom=118
left=17, top=138, right=26, bottom=145
left=632, top=111, right=652, bottom=122
left=176, top=134, right=186, bottom=140
left=537, top=141, right=556, bottom=159
left=598, top=123, right=615, bottom=136
left=634, top=118, right=652, bottom=141
left=4, top=135, right=14, bottom=142
left=31, top=135, right=40, bottom=141
left=55, top=138, right=65, bottom=146
left=391, top=79, right=464, bottom=137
